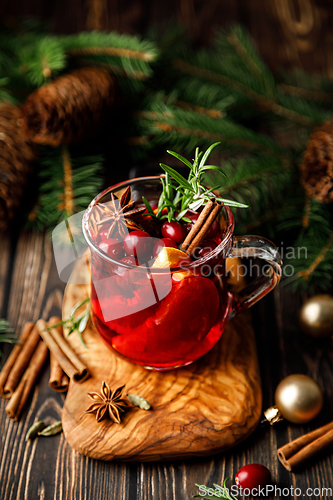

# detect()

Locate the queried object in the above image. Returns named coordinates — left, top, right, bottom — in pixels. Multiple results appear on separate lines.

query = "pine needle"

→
left=0, top=320, right=16, bottom=357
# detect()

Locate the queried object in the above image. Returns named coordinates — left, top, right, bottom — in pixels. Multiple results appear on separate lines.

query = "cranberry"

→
left=114, top=255, right=141, bottom=277
left=120, top=256, right=141, bottom=266
left=161, top=221, right=187, bottom=245
left=98, top=238, right=125, bottom=260
left=196, top=240, right=218, bottom=259
left=99, top=228, right=110, bottom=241
left=123, top=230, right=153, bottom=259
left=140, top=218, right=161, bottom=238
left=153, top=238, right=178, bottom=257
left=235, top=464, right=271, bottom=491
left=186, top=212, right=220, bottom=240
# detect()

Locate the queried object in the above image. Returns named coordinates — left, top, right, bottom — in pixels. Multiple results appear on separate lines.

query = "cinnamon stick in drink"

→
left=36, top=319, right=89, bottom=383
left=180, top=199, right=223, bottom=256
left=0, top=322, right=34, bottom=398
left=278, top=421, right=333, bottom=471
left=48, top=317, right=69, bottom=392
left=6, top=340, right=48, bottom=420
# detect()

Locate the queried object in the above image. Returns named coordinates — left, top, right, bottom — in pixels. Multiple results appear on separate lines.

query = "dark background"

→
left=1, top=0, right=333, bottom=75
left=0, top=1, right=332, bottom=500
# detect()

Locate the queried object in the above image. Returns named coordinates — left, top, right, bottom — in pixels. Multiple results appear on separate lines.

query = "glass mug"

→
left=82, top=177, right=282, bottom=370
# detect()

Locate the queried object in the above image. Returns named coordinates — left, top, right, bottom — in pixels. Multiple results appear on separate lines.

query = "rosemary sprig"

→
left=0, top=319, right=17, bottom=356
left=193, top=478, right=237, bottom=500
left=45, top=297, right=90, bottom=348
left=158, top=142, right=248, bottom=223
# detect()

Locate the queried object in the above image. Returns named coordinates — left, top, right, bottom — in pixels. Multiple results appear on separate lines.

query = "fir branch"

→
left=67, top=46, right=155, bottom=62
left=159, top=75, right=237, bottom=115
left=302, top=193, right=311, bottom=227
left=278, top=83, right=333, bottom=103
left=169, top=99, right=225, bottom=119
left=61, top=31, right=158, bottom=80
left=201, top=154, right=296, bottom=237
left=238, top=205, right=294, bottom=234
left=279, top=67, right=333, bottom=100
left=152, top=120, right=273, bottom=153
left=225, top=26, right=272, bottom=83
left=29, top=147, right=104, bottom=229
left=74, top=58, right=149, bottom=81
left=18, top=36, right=66, bottom=87
left=133, top=102, right=283, bottom=157
left=278, top=199, right=333, bottom=291
left=59, top=146, right=74, bottom=216
left=173, top=59, right=316, bottom=127
left=297, top=230, right=333, bottom=282
left=61, top=31, right=158, bottom=60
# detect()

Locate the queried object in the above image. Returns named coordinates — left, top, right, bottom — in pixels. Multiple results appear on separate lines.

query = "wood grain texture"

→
left=62, top=258, right=262, bottom=461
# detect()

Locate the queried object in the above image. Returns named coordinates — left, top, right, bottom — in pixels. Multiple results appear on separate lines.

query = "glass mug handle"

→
left=226, top=235, right=282, bottom=318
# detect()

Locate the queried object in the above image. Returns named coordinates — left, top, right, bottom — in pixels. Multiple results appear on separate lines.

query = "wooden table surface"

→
left=0, top=229, right=332, bottom=500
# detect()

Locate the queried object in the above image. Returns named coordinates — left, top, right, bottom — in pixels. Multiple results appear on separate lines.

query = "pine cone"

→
left=300, top=119, right=333, bottom=203
left=21, top=67, right=117, bottom=147
left=0, top=103, right=37, bottom=231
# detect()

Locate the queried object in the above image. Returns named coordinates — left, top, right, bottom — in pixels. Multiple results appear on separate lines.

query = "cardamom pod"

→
left=127, top=394, right=151, bottom=410
left=25, top=420, right=45, bottom=441
left=38, top=421, right=63, bottom=436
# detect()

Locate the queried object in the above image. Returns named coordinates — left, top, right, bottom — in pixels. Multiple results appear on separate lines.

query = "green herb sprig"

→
left=157, top=143, right=248, bottom=223
left=193, top=478, right=237, bottom=500
left=45, top=297, right=90, bottom=348
left=0, top=320, right=17, bottom=356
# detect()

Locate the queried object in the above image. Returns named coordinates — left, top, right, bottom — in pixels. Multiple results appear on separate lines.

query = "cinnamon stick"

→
left=48, top=317, right=69, bottom=392
left=180, top=199, right=223, bottom=255
left=6, top=340, right=48, bottom=420
left=0, top=322, right=34, bottom=398
left=36, top=319, right=89, bottom=383
left=278, top=421, right=333, bottom=471
left=1, top=322, right=40, bottom=398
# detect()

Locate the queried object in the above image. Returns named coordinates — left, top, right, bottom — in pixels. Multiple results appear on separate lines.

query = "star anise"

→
left=95, top=186, right=145, bottom=239
left=85, top=381, right=129, bottom=423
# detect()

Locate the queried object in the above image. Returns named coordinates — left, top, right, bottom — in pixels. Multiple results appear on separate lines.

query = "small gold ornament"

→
left=263, top=374, right=323, bottom=425
left=299, top=295, right=333, bottom=338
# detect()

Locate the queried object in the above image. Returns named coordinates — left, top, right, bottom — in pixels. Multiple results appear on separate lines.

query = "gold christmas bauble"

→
left=275, top=374, right=323, bottom=424
left=299, top=295, right=333, bottom=338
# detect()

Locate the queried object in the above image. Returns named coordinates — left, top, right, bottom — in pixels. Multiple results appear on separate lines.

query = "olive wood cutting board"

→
left=61, top=258, right=262, bottom=461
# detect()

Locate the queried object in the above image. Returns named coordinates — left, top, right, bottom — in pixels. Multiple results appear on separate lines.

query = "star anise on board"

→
left=85, top=381, right=129, bottom=423
left=95, top=186, right=145, bottom=239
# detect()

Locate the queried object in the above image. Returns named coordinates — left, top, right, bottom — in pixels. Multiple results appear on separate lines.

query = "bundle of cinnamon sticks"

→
left=278, top=421, right=333, bottom=471
left=0, top=316, right=89, bottom=420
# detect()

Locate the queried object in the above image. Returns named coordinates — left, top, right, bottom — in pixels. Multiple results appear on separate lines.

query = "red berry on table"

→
left=161, top=221, right=187, bottom=245
left=153, top=238, right=178, bottom=257
left=123, top=230, right=153, bottom=259
left=98, top=238, right=125, bottom=260
left=235, top=464, right=271, bottom=491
